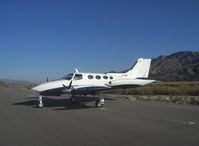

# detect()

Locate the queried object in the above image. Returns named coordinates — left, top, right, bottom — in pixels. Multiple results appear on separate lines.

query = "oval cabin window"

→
left=96, top=75, right=101, bottom=80
left=103, top=76, right=108, bottom=79
left=88, top=75, right=94, bottom=79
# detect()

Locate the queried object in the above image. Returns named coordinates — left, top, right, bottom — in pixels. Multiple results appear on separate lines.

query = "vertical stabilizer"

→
left=125, top=58, right=151, bottom=78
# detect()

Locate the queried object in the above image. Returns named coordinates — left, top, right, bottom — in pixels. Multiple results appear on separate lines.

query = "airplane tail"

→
left=125, top=58, right=151, bottom=79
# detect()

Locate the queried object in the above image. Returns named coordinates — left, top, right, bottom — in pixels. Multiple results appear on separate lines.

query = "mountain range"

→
left=149, top=51, right=199, bottom=81
left=109, top=51, right=199, bottom=81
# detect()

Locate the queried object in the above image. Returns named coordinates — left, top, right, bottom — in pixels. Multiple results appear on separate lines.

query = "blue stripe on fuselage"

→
left=39, top=86, right=109, bottom=96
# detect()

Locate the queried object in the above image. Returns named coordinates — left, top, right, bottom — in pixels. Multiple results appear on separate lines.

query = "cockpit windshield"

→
left=63, top=73, right=74, bottom=80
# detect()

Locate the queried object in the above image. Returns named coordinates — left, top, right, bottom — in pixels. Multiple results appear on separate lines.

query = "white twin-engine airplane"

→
left=32, top=58, right=155, bottom=108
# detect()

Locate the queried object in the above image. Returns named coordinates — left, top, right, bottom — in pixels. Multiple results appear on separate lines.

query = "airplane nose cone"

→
left=31, top=79, right=69, bottom=93
left=32, top=83, right=48, bottom=92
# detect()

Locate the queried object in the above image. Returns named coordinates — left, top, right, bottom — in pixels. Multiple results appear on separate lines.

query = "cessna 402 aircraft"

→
left=32, top=58, right=155, bottom=108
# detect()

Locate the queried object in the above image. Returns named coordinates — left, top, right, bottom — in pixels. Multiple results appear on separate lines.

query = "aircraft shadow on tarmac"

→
left=13, top=96, right=115, bottom=110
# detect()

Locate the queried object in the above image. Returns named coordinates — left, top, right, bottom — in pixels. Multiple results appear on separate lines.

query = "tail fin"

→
left=125, top=58, right=151, bottom=78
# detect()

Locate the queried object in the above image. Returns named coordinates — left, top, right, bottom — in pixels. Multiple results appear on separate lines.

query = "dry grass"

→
left=0, top=81, right=36, bottom=89
left=102, top=94, right=199, bottom=105
left=108, top=82, right=199, bottom=96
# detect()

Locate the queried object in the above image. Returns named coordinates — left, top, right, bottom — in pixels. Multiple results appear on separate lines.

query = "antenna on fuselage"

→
left=75, top=68, right=79, bottom=73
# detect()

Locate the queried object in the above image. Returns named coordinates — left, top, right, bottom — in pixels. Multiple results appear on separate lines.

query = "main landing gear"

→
left=95, top=96, right=104, bottom=108
left=38, top=96, right=43, bottom=108
left=70, top=95, right=105, bottom=108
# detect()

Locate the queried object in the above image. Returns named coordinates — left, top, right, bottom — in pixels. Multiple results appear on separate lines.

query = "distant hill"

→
left=1, top=79, right=36, bottom=85
left=149, top=51, right=199, bottom=81
left=108, top=51, right=199, bottom=81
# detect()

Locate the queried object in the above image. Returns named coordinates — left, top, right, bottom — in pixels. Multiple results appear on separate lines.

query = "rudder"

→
left=125, top=58, right=151, bottom=79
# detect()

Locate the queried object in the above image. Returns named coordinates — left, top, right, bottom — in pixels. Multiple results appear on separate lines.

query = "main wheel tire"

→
left=95, top=101, right=103, bottom=107
left=70, top=96, right=76, bottom=103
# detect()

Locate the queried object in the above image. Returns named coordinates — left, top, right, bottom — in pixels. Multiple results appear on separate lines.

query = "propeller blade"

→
left=68, top=80, right=72, bottom=89
left=62, top=84, right=71, bottom=93
left=62, top=81, right=74, bottom=94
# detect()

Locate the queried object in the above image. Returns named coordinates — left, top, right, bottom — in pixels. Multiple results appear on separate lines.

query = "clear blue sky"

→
left=0, top=0, right=199, bottom=83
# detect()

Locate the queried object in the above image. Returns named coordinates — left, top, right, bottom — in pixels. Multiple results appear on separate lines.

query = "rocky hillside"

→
left=149, top=51, right=199, bottom=81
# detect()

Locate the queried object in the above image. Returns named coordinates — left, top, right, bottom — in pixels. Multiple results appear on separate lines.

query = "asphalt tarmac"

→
left=0, top=87, right=199, bottom=146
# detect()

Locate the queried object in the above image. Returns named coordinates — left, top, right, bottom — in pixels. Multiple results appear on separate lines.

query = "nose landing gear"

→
left=70, top=95, right=76, bottom=103
left=38, top=96, right=43, bottom=108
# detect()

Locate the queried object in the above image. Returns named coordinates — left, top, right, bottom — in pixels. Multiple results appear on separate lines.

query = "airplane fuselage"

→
left=32, top=72, right=154, bottom=96
left=32, top=58, right=155, bottom=107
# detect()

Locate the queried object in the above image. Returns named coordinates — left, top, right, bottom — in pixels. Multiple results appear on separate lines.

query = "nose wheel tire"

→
left=38, top=96, right=43, bottom=108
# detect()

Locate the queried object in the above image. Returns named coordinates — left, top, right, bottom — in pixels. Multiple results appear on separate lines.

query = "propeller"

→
left=63, top=80, right=74, bottom=93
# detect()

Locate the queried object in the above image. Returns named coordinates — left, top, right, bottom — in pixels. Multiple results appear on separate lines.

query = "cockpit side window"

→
left=73, top=74, right=83, bottom=80
left=64, top=73, right=74, bottom=80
